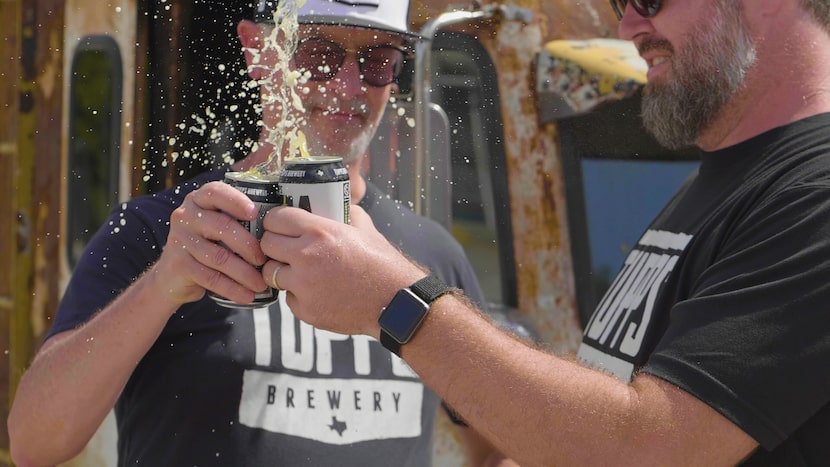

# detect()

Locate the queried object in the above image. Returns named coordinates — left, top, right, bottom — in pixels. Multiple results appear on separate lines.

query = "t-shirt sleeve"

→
left=642, top=185, right=830, bottom=449
left=412, top=224, right=489, bottom=312
left=47, top=200, right=168, bottom=339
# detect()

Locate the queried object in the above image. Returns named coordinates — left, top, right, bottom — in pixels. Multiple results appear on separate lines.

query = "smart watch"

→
left=378, top=275, right=452, bottom=357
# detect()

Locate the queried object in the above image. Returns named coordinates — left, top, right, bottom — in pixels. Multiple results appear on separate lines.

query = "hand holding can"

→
left=209, top=171, right=286, bottom=308
left=257, top=156, right=351, bottom=295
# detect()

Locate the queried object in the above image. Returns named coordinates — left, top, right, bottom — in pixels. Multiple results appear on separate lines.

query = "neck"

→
left=697, top=9, right=830, bottom=150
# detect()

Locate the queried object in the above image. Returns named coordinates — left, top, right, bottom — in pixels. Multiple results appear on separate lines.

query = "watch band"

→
left=380, top=275, right=451, bottom=357
left=409, top=275, right=451, bottom=303
left=380, top=324, right=405, bottom=357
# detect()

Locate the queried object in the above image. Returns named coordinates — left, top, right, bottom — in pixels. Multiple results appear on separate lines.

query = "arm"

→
left=400, top=296, right=758, bottom=466
left=8, top=182, right=267, bottom=467
left=8, top=274, right=183, bottom=467
left=453, top=422, right=519, bottom=467
left=260, top=206, right=759, bottom=466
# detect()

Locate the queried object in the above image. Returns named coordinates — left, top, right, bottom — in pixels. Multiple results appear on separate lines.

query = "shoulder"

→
left=361, top=182, right=463, bottom=252
left=120, top=170, right=225, bottom=228
left=360, top=182, right=485, bottom=301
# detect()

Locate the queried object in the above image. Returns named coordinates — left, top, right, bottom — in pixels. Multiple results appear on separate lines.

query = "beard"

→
left=300, top=92, right=381, bottom=167
left=641, top=0, right=756, bottom=149
left=304, top=119, right=376, bottom=167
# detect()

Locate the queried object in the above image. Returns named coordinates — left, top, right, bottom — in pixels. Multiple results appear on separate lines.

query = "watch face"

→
left=378, top=288, right=429, bottom=344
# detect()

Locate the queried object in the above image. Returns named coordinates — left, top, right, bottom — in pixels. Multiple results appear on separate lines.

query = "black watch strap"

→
left=409, top=275, right=451, bottom=303
left=380, top=326, right=404, bottom=357
left=380, top=275, right=451, bottom=357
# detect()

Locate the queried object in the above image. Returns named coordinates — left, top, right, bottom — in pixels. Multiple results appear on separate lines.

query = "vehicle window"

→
left=67, top=35, right=123, bottom=268
left=559, top=94, right=699, bottom=325
left=428, top=32, right=516, bottom=308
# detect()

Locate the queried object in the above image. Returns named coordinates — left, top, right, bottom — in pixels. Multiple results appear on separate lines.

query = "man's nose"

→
left=330, top=53, right=365, bottom=96
left=618, top=5, right=655, bottom=40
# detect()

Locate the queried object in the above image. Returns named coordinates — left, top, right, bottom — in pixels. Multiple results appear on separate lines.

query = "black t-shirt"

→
left=578, top=113, right=830, bottom=465
left=49, top=170, right=486, bottom=466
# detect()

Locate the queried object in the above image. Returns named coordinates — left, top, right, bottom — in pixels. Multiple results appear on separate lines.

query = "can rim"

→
left=225, top=171, right=281, bottom=182
left=283, top=156, right=344, bottom=166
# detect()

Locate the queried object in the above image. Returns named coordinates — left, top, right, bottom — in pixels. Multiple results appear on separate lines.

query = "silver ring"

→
left=271, top=265, right=282, bottom=291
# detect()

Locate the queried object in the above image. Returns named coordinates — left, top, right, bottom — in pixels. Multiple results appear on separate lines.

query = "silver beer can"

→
left=279, top=156, right=350, bottom=224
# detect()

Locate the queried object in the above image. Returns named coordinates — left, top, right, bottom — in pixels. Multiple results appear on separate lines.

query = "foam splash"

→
left=140, top=0, right=419, bottom=186
left=247, top=0, right=310, bottom=176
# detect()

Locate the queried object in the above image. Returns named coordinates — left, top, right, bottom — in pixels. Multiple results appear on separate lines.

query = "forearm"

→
left=8, top=267, right=180, bottom=466
left=262, top=207, right=755, bottom=463
left=397, top=295, right=757, bottom=466
left=453, top=421, right=520, bottom=467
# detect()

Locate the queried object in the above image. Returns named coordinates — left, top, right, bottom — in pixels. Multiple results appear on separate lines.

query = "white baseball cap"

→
left=254, top=0, right=418, bottom=38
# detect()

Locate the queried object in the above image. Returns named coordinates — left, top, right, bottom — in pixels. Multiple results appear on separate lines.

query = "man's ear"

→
left=238, top=19, right=265, bottom=79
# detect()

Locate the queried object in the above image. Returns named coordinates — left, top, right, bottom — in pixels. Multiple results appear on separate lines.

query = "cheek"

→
left=366, top=89, right=392, bottom=120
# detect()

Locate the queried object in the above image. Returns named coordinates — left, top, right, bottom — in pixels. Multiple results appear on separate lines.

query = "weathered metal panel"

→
left=2, top=0, right=67, bottom=460
left=480, top=18, right=584, bottom=352
left=30, top=0, right=65, bottom=351
left=59, top=1, right=139, bottom=465
left=1, top=0, right=23, bottom=461
left=413, top=0, right=619, bottom=42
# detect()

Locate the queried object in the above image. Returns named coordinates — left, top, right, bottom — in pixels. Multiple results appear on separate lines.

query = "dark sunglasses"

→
left=609, top=0, right=662, bottom=20
left=293, top=38, right=408, bottom=88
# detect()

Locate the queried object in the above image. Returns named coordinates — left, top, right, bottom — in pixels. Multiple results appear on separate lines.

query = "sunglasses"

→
left=293, top=38, right=408, bottom=88
left=609, top=0, right=662, bottom=20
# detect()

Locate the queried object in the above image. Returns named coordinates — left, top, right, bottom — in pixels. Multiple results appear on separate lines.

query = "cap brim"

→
left=254, top=13, right=422, bottom=40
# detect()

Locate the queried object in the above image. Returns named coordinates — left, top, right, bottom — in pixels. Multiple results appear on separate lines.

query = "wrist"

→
left=145, top=261, right=197, bottom=312
left=377, top=275, right=454, bottom=357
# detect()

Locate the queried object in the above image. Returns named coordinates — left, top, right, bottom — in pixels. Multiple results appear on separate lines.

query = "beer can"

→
left=209, top=171, right=285, bottom=308
left=279, top=156, right=350, bottom=224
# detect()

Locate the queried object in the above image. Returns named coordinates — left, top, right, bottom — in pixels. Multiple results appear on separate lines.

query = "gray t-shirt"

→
left=50, top=170, right=486, bottom=466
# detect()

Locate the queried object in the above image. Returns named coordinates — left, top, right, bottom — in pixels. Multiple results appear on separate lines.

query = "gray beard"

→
left=306, top=125, right=375, bottom=166
left=641, top=0, right=756, bottom=150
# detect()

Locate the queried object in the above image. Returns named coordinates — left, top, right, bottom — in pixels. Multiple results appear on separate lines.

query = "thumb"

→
left=349, top=205, right=375, bottom=231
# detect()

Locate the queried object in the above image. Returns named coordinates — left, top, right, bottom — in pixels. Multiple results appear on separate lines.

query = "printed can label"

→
left=279, top=156, right=350, bottom=224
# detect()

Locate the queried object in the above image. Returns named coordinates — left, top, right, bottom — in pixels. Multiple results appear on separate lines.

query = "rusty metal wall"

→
left=480, top=18, right=586, bottom=353
left=413, top=0, right=619, bottom=41
left=1, top=0, right=23, bottom=463
left=490, top=2, right=619, bottom=351
left=26, top=0, right=65, bottom=363
left=3, top=0, right=66, bottom=464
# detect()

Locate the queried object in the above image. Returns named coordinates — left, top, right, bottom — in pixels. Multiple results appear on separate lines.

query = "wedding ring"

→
left=271, top=265, right=282, bottom=291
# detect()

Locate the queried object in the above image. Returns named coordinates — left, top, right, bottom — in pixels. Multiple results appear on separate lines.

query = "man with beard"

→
left=252, top=0, right=830, bottom=465
left=8, top=1, right=514, bottom=466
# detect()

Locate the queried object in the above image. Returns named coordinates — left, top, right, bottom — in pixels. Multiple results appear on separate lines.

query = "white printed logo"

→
left=578, top=229, right=692, bottom=381
left=240, top=371, right=424, bottom=444
left=239, top=294, right=424, bottom=444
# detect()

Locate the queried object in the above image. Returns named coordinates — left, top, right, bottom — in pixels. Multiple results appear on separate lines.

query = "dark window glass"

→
left=67, top=35, right=122, bottom=268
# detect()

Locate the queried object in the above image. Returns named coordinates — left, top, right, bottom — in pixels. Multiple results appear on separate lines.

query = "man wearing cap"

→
left=8, top=1, right=511, bottom=466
